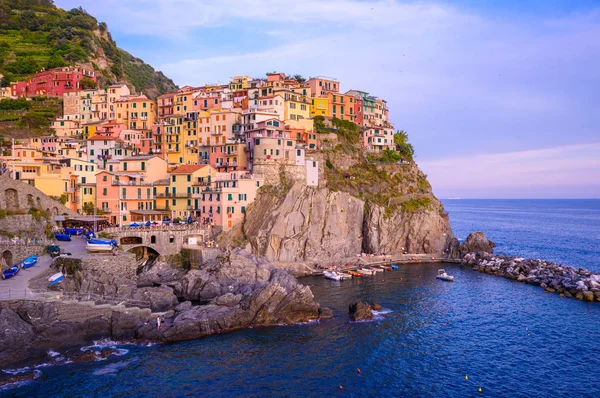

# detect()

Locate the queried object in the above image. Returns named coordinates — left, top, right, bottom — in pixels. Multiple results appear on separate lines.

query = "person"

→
left=157, top=315, right=162, bottom=331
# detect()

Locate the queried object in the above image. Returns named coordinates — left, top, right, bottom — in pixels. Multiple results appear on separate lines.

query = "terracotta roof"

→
left=171, top=164, right=207, bottom=174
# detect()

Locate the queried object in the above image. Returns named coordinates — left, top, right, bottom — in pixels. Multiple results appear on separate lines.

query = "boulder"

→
left=459, top=232, right=496, bottom=256
left=137, top=262, right=186, bottom=288
left=349, top=301, right=374, bottom=321
left=582, top=291, right=595, bottom=302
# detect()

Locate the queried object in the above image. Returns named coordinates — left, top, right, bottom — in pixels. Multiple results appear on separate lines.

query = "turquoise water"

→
left=4, top=200, right=600, bottom=397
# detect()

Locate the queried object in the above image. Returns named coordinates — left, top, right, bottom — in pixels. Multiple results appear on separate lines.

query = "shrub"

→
left=326, top=159, right=334, bottom=170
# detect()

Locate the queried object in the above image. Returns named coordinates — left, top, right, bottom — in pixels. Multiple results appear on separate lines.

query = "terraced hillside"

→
left=0, top=0, right=177, bottom=98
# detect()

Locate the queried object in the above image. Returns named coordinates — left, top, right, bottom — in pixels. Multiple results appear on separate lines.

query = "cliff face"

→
left=244, top=183, right=365, bottom=262
left=242, top=174, right=453, bottom=262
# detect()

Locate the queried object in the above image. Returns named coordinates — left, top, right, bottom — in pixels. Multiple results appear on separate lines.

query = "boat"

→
left=324, top=271, right=343, bottom=281
left=338, top=272, right=353, bottom=280
left=347, top=270, right=362, bottom=277
left=390, top=264, right=399, bottom=270
left=85, top=241, right=116, bottom=252
left=54, top=233, right=71, bottom=242
left=48, top=272, right=64, bottom=286
left=2, top=265, right=20, bottom=279
left=371, top=267, right=384, bottom=273
left=21, top=255, right=38, bottom=269
left=358, top=268, right=375, bottom=275
left=380, top=265, right=393, bottom=271
left=64, top=227, right=84, bottom=235
left=88, top=238, right=117, bottom=245
left=436, top=269, right=454, bottom=282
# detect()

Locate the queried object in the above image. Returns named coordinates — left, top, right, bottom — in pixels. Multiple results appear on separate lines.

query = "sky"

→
left=56, top=0, right=600, bottom=198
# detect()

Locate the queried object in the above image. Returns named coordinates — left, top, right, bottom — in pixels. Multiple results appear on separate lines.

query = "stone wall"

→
left=105, top=228, right=211, bottom=257
left=0, top=243, right=45, bottom=270
left=0, top=174, right=77, bottom=216
left=0, top=214, right=49, bottom=240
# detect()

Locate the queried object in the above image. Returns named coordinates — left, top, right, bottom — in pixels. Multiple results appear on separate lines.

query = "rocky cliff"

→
left=240, top=153, right=454, bottom=263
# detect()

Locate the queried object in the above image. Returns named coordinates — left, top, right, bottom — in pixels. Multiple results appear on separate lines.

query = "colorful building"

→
left=10, top=67, right=97, bottom=98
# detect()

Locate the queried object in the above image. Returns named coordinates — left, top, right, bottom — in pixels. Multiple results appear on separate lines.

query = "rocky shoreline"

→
left=0, top=249, right=331, bottom=372
left=462, top=252, right=600, bottom=302
left=455, top=232, right=600, bottom=302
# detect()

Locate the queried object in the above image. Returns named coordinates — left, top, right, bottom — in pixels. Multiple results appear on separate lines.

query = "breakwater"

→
left=463, top=252, right=600, bottom=302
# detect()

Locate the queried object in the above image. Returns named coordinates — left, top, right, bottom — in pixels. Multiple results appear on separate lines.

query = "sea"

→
left=4, top=199, right=600, bottom=397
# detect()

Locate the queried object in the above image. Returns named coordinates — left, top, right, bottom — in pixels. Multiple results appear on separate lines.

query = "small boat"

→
left=48, top=272, right=64, bottom=286
left=380, top=265, right=393, bottom=271
left=64, top=228, right=84, bottom=235
left=54, top=233, right=71, bottom=242
left=324, top=271, right=343, bottom=281
left=371, top=267, right=384, bottom=273
left=21, top=255, right=38, bottom=269
left=358, top=268, right=375, bottom=275
left=390, top=264, right=399, bottom=270
left=347, top=270, right=362, bottom=277
left=436, top=269, right=454, bottom=282
left=2, top=265, right=20, bottom=279
left=85, top=242, right=115, bottom=252
left=338, top=272, right=353, bottom=280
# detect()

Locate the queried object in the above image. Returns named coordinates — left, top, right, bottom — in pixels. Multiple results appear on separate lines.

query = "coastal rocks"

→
left=458, top=232, right=496, bottom=257
left=137, top=261, right=186, bottom=287
left=0, top=249, right=326, bottom=369
left=462, top=252, right=600, bottom=303
left=348, top=301, right=374, bottom=321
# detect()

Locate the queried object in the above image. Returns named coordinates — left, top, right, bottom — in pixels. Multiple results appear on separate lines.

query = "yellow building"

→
left=167, top=164, right=216, bottom=219
left=229, top=76, right=252, bottom=91
left=281, top=91, right=310, bottom=122
left=310, top=97, right=329, bottom=118
left=79, top=183, right=97, bottom=214
left=33, top=164, right=73, bottom=197
left=51, top=118, right=83, bottom=137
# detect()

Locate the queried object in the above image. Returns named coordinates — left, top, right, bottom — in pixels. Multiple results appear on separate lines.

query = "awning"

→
left=129, top=210, right=170, bottom=215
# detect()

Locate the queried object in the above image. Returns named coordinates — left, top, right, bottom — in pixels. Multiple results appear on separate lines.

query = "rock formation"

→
left=1, top=249, right=328, bottom=369
left=348, top=301, right=374, bottom=321
left=242, top=182, right=454, bottom=262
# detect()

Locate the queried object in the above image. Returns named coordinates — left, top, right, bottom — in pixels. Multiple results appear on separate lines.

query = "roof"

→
left=120, top=155, right=159, bottom=161
left=88, top=135, right=119, bottom=141
left=171, top=164, right=208, bottom=174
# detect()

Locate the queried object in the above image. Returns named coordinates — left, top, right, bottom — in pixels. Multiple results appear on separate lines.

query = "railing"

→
left=104, top=224, right=209, bottom=233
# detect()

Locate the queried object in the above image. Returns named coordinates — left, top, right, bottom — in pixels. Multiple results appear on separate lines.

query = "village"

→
left=1, top=67, right=398, bottom=232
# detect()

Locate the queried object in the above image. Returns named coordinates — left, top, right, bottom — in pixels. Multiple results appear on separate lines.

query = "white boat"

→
left=338, top=272, right=353, bottom=280
left=324, top=271, right=343, bottom=281
left=48, top=272, right=64, bottom=286
left=436, top=269, right=454, bottom=282
left=371, top=267, right=384, bottom=273
left=86, top=242, right=115, bottom=252
left=358, top=268, right=375, bottom=275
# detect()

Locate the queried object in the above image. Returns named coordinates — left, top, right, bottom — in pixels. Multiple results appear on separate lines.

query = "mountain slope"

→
left=0, top=0, right=177, bottom=98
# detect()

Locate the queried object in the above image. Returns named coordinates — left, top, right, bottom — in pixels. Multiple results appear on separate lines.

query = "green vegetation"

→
left=325, top=159, right=334, bottom=170
left=27, top=207, right=50, bottom=221
left=0, top=0, right=177, bottom=96
left=326, top=160, right=434, bottom=216
left=0, top=95, right=61, bottom=136
left=82, top=202, right=104, bottom=216
left=79, top=76, right=97, bottom=89
left=393, top=130, right=415, bottom=161
left=0, top=98, right=31, bottom=110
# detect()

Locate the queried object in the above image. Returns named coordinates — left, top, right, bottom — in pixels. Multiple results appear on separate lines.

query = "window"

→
left=241, top=206, right=246, bottom=214
left=287, top=141, right=293, bottom=147
left=123, top=162, right=127, bottom=171
left=172, top=175, right=176, bottom=182
left=141, top=162, right=145, bottom=171
left=102, top=175, right=107, bottom=181
left=228, top=194, right=233, bottom=201
left=102, top=188, right=107, bottom=195
left=172, top=199, right=176, bottom=205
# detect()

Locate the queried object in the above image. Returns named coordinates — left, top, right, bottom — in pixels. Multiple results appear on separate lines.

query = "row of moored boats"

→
left=323, top=265, right=455, bottom=281
left=1, top=255, right=38, bottom=279
left=323, top=264, right=400, bottom=280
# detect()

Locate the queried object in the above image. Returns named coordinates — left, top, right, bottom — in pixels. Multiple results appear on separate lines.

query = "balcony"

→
left=140, top=116, right=148, bottom=120
left=101, top=208, right=112, bottom=213
left=130, top=115, right=138, bottom=120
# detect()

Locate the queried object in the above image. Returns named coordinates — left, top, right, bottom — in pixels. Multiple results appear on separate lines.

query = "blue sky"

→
left=56, top=0, right=600, bottom=198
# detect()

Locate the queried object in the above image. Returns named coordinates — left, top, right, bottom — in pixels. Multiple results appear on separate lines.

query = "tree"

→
left=80, top=77, right=98, bottom=90
left=394, top=130, right=408, bottom=146
left=82, top=202, right=103, bottom=215
left=16, top=112, right=48, bottom=129
left=293, top=74, right=306, bottom=84
left=393, top=130, right=414, bottom=161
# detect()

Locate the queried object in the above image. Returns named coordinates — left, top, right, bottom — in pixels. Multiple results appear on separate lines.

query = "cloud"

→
left=420, top=143, right=600, bottom=198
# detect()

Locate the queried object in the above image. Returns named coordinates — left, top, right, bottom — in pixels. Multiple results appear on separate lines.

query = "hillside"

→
left=0, top=0, right=177, bottom=98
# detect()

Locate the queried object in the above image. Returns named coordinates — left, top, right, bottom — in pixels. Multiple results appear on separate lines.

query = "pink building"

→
left=361, top=126, right=395, bottom=152
left=195, top=171, right=264, bottom=230
left=199, top=142, right=249, bottom=173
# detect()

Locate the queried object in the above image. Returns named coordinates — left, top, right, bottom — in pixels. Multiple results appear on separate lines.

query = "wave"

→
left=92, top=358, right=138, bottom=376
